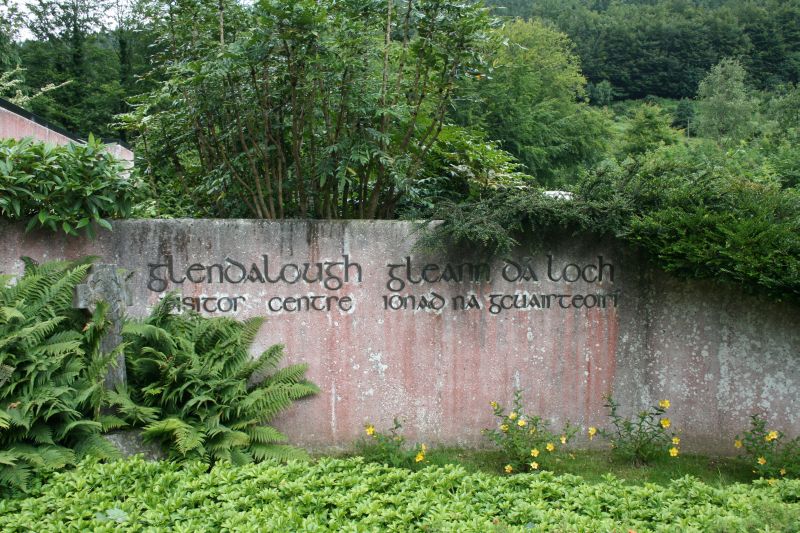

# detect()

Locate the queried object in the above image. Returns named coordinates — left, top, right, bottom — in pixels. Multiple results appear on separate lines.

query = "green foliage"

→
left=482, top=390, right=576, bottom=474
left=418, top=182, right=630, bottom=256
left=695, top=58, right=760, bottom=145
left=619, top=103, right=680, bottom=156
left=453, top=19, right=611, bottom=187
left=760, top=84, right=800, bottom=188
left=14, top=0, right=154, bottom=139
left=1, top=457, right=799, bottom=530
left=735, top=414, right=800, bottom=479
left=356, top=419, right=428, bottom=470
left=124, top=0, right=494, bottom=219
left=0, top=258, right=120, bottom=495
left=116, top=294, right=318, bottom=464
left=425, top=140, right=800, bottom=303
left=398, top=125, right=531, bottom=218
left=672, top=98, right=695, bottom=134
left=490, top=0, right=800, bottom=100
left=606, top=142, right=800, bottom=301
left=598, top=396, right=680, bottom=466
left=0, top=137, right=137, bottom=236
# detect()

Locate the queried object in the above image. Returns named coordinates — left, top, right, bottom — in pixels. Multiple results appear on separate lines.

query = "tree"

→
left=694, top=58, right=759, bottom=144
left=15, top=0, right=155, bottom=138
left=619, top=103, right=679, bottom=156
left=0, top=0, right=23, bottom=69
left=124, top=0, right=493, bottom=219
left=452, top=19, right=611, bottom=187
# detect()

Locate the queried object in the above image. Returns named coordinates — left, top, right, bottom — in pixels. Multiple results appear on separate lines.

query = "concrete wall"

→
left=1, top=219, right=798, bottom=453
left=0, top=105, right=76, bottom=146
left=0, top=100, right=135, bottom=165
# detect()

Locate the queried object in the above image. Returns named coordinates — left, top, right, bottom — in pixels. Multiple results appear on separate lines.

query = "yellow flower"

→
left=758, top=456, right=767, bottom=465
left=768, top=478, right=777, bottom=486
left=365, top=424, right=375, bottom=437
left=530, top=462, right=539, bottom=470
left=780, top=468, right=787, bottom=476
left=528, top=428, right=537, bottom=435
left=504, top=464, right=513, bottom=474
left=734, top=439, right=743, bottom=449
left=490, top=401, right=498, bottom=410
left=518, top=419, right=527, bottom=427
left=560, top=435, right=567, bottom=445
left=766, top=431, right=779, bottom=442
left=508, top=412, right=518, bottom=421
left=588, top=427, right=597, bottom=440
left=672, top=437, right=680, bottom=445
left=669, top=447, right=679, bottom=457
left=659, top=399, right=671, bottom=410
left=415, top=452, right=425, bottom=463
left=500, top=424, right=509, bottom=433
left=660, top=418, right=671, bottom=429
left=531, top=448, right=540, bottom=458
left=546, top=443, right=555, bottom=452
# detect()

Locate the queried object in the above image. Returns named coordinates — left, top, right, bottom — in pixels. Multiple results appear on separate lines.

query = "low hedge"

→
left=0, top=457, right=798, bottom=531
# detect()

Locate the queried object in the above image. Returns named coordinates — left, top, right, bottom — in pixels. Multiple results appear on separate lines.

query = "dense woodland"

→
left=1, top=1, right=799, bottom=299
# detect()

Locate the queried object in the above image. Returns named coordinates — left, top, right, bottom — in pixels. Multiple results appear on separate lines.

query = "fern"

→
left=0, top=258, right=117, bottom=495
left=120, top=293, right=317, bottom=464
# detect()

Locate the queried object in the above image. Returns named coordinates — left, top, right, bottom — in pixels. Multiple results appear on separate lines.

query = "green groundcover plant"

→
left=0, top=457, right=798, bottom=531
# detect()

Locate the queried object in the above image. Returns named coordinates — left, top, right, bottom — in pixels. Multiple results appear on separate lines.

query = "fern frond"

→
left=239, top=344, right=285, bottom=383
left=99, top=415, right=127, bottom=432
left=72, top=433, right=120, bottom=461
left=55, top=419, right=102, bottom=441
left=248, top=443, right=309, bottom=462
left=26, top=423, right=54, bottom=445
left=244, top=425, right=287, bottom=445
left=262, top=364, right=313, bottom=387
left=122, top=322, right=176, bottom=352
left=143, top=418, right=205, bottom=457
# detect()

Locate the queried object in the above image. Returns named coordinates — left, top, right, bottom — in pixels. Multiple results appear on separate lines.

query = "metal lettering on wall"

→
left=146, top=254, right=619, bottom=315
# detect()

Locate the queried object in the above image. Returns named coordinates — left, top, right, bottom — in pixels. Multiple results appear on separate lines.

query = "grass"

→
left=335, top=445, right=756, bottom=487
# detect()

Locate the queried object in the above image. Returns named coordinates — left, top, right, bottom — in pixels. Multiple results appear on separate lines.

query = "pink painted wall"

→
left=0, top=103, right=134, bottom=165
left=1, top=220, right=798, bottom=453
left=0, top=106, right=76, bottom=145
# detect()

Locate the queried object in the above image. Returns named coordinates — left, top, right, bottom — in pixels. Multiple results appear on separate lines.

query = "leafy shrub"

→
left=0, top=258, right=120, bottom=494
left=1, top=457, right=799, bottom=531
left=0, top=137, right=136, bottom=236
left=398, top=125, right=532, bottom=219
left=735, top=414, right=800, bottom=479
left=598, top=396, right=680, bottom=465
left=424, top=141, right=800, bottom=303
left=113, top=294, right=318, bottom=464
left=483, top=390, right=576, bottom=474
left=356, top=419, right=428, bottom=469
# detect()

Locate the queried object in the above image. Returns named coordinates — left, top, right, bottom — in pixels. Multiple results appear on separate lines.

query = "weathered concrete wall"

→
left=1, top=219, right=798, bottom=453
left=0, top=100, right=135, bottom=164
left=0, top=105, right=76, bottom=145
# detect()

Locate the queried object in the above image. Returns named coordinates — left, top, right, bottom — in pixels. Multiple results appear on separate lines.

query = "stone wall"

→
left=1, top=219, right=798, bottom=453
